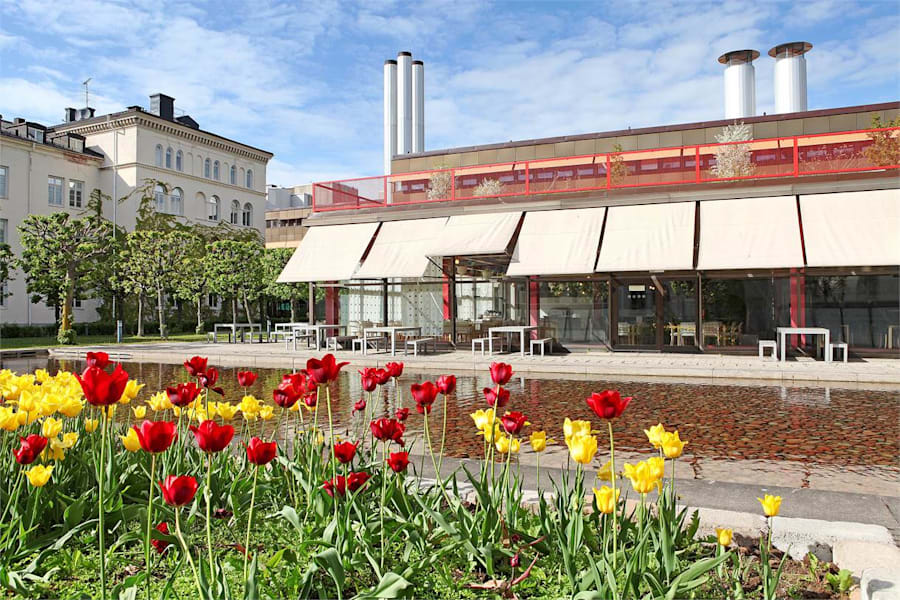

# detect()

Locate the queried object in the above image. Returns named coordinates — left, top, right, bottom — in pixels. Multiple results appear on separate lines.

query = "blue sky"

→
left=1, top=0, right=897, bottom=186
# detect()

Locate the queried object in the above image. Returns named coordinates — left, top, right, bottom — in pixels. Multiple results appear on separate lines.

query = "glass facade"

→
left=614, top=282, right=658, bottom=347
left=805, top=273, right=899, bottom=351
left=701, top=277, right=791, bottom=349
left=539, top=281, right=609, bottom=345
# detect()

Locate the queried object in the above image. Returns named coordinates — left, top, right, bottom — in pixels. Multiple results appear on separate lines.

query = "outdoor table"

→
left=776, top=327, right=831, bottom=363
left=213, top=323, right=258, bottom=343
left=292, top=324, right=345, bottom=351
left=488, top=325, right=537, bottom=357
left=362, top=326, right=422, bottom=356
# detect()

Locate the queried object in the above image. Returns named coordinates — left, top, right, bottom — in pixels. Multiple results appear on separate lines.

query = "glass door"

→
left=613, top=280, right=659, bottom=349
left=661, top=279, right=699, bottom=350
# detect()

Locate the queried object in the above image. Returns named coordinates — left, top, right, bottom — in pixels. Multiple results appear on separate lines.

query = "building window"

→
left=208, top=195, right=220, bottom=221
left=213, top=161, right=220, bottom=180
left=204, top=158, right=211, bottom=178
left=154, top=184, right=166, bottom=213
left=27, top=127, right=44, bottom=143
left=68, top=180, right=84, bottom=208
left=155, top=145, right=163, bottom=167
left=165, top=147, right=172, bottom=169
left=230, top=165, right=236, bottom=185
left=246, top=169, right=253, bottom=189
left=242, top=202, right=253, bottom=227
left=207, top=293, right=220, bottom=309
left=48, top=176, right=64, bottom=206
left=74, top=298, right=82, bottom=309
left=230, top=200, right=240, bottom=224
left=171, top=187, right=183, bottom=216
left=0, top=218, right=7, bottom=243
left=0, top=166, right=7, bottom=198
left=176, top=150, right=183, bottom=172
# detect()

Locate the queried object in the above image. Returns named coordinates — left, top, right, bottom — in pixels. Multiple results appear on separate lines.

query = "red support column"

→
left=789, top=269, right=806, bottom=348
left=442, top=258, right=452, bottom=320
left=325, top=284, right=340, bottom=326
left=529, top=277, right=540, bottom=340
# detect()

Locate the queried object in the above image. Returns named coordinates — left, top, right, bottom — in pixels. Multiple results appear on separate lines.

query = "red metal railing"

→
left=312, top=127, right=900, bottom=212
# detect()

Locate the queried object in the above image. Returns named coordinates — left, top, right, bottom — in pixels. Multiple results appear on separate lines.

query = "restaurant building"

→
left=278, top=47, right=899, bottom=357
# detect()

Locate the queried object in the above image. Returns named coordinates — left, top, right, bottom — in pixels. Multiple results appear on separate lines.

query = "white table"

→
left=213, top=323, right=259, bottom=343
left=362, top=326, right=421, bottom=356
left=292, top=324, right=345, bottom=351
left=489, top=325, right=537, bottom=357
left=777, top=327, right=831, bottom=362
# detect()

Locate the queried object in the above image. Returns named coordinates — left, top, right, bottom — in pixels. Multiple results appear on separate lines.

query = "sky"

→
left=1, top=0, right=898, bottom=186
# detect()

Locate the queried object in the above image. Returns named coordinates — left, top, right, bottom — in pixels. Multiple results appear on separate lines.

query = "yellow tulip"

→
left=596, top=459, right=615, bottom=482
left=119, top=380, right=145, bottom=404
left=0, top=407, right=19, bottom=431
left=647, top=456, right=666, bottom=481
left=58, top=398, right=84, bottom=418
left=758, top=494, right=782, bottom=517
left=529, top=430, right=553, bottom=453
left=624, top=460, right=660, bottom=494
left=84, top=418, right=99, bottom=433
left=216, top=402, right=239, bottom=421
left=41, top=417, right=63, bottom=438
left=172, top=406, right=182, bottom=417
left=34, top=369, right=51, bottom=383
left=470, top=408, right=495, bottom=431
left=132, top=406, right=147, bottom=419
left=25, top=464, right=53, bottom=487
left=660, top=430, right=688, bottom=459
left=104, top=405, right=117, bottom=419
left=563, top=418, right=593, bottom=445
left=592, top=485, right=620, bottom=514
left=568, top=433, right=598, bottom=465
left=716, top=528, right=733, bottom=547
left=259, top=405, right=275, bottom=421
left=120, top=429, right=141, bottom=452
left=239, top=395, right=261, bottom=414
left=644, top=423, right=666, bottom=449
left=17, top=391, right=37, bottom=413
left=495, top=434, right=520, bottom=454
left=61, top=432, right=79, bottom=447
left=148, top=391, right=172, bottom=412
left=476, top=422, right=501, bottom=442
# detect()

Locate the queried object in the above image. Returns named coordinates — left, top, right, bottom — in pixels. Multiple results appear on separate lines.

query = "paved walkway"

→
left=48, top=340, right=900, bottom=386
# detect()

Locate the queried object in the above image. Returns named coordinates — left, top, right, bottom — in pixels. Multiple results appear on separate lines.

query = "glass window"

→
left=0, top=218, right=7, bottom=243
left=175, top=150, right=183, bottom=172
left=208, top=195, right=220, bottom=221
left=171, top=187, right=183, bottom=216
left=242, top=202, right=253, bottom=227
left=48, top=176, right=64, bottom=206
left=246, top=169, right=253, bottom=189
left=539, top=280, right=609, bottom=345
left=154, top=184, right=166, bottom=213
left=213, top=161, right=220, bottom=180
left=230, top=200, right=240, bottom=224
left=230, top=165, right=236, bottom=185
left=0, top=166, right=7, bottom=198
left=155, top=145, right=163, bottom=167
left=702, top=277, right=791, bottom=349
left=68, top=180, right=84, bottom=208
left=204, top=158, right=211, bottom=178
left=806, top=273, right=899, bottom=350
left=614, top=282, right=658, bottom=346
left=165, top=147, right=172, bottom=169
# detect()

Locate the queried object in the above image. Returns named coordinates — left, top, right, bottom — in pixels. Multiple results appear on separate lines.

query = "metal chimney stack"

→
left=769, top=41, right=812, bottom=114
left=412, top=60, right=424, bottom=153
left=718, top=49, right=759, bottom=119
left=383, top=60, right=397, bottom=175
left=396, top=52, right=413, bottom=155
left=384, top=51, right=425, bottom=179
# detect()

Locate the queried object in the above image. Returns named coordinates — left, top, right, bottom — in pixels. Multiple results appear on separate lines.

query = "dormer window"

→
left=27, top=127, right=44, bottom=143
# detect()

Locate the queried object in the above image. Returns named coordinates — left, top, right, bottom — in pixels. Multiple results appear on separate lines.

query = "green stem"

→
left=437, top=393, right=448, bottom=475
left=144, top=453, right=156, bottom=600
left=325, top=385, right=337, bottom=517
left=607, top=420, right=618, bottom=571
left=379, top=442, right=387, bottom=571
left=98, top=413, right=108, bottom=600
left=423, top=411, right=451, bottom=506
left=205, top=453, right=214, bottom=575
left=175, top=508, right=204, bottom=599
left=242, top=466, right=259, bottom=583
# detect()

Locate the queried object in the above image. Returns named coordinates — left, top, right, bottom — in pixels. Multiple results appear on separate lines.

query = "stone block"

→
left=771, top=517, right=894, bottom=561
left=834, top=542, right=900, bottom=577
left=861, top=568, right=900, bottom=600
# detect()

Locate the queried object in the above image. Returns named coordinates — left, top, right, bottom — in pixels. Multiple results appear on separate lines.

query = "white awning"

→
left=426, top=211, right=522, bottom=256
left=800, top=189, right=900, bottom=267
left=354, top=217, right=448, bottom=279
left=594, top=202, right=695, bottom=272
left=276, top=222, right=380, bottom=282
left=697, top=196, right=803, bottom=270
left=506, top=208, right=606, bottom=276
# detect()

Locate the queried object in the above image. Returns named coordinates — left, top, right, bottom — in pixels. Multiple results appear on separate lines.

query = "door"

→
left=612, top=277, right=699, bottom=351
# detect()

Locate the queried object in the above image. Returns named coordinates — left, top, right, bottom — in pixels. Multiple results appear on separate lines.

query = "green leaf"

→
left=314, top=548, right=345, bottom=590
left=353, top=572, right=414, bottom=599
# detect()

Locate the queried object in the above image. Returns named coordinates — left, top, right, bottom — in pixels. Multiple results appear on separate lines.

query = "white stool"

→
left=758, top=340, right=777, bottom=360
left=830, top=342, right=848, bottom=363
left=351, top=338, right=364, bottom=354
left=529, top=338, right=552, bottom=356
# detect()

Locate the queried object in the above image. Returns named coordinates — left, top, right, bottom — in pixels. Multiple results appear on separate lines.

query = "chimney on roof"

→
left=65, top=107, right=77, bottom=122
left=718, top=49, right=759, bottom=119
left=769, top=41, right=812, bottom=114
left=149, top=93, right=175, bottom=120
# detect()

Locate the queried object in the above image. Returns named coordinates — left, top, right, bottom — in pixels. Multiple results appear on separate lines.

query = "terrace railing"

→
left=311, top=127, right=900, bottom=212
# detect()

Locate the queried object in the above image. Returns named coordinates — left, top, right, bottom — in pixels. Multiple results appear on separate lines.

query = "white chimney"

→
left=769, top=41, right=812, bottom=114
left=412, top=60, right=424, bottom=153
left=383, top=59, right=397, bottom=175
left=397, top=51, right=413, bottom=154
left=718, top=49, right=759, bottom=119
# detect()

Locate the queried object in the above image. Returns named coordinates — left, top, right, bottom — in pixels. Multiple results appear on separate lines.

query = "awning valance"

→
left=595, top=202, right=695, bottom=272
left=276, top=222, right=380, bottom=283
left=800, top=189, right=899, bottom=268
left=426, top=211, right=522, bottom=256
left=697, top=196, right=803, bottom=270
left=354, top=217, right=448, bottom=279
left=507, top=207, right=606, bottom=276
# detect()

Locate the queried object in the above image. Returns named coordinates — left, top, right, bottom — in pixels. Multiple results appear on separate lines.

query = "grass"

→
left=0, top=333, right=207, bottom=351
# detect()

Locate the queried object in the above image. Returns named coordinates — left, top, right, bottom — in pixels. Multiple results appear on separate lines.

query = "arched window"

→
left=196, top=191, right=206, bottom=217
left=155, top=145, right=163, bottom=166
left=165, top=147, right=173, bottom=169
left=208, top=195, right=220, bottom=221
left=171, top=187, right=183, bottom=215
left=154, top=184, right=167, bottom=213
left=230, top=199, right=240, bottom=224
left=242, top=202, right=253, bottom=227
left=213, top=161, right=220, bottom=180
left=204, top=158, right=211, bottom=178
left=175, top=150, right=183, bottom=172
left=246, top=169, right=253, bottom=189
left=230, top=165, right=236, bottom=185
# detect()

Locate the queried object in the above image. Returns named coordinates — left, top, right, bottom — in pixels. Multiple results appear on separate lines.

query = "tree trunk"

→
left=242, top=292, right=253, bottom=325
left=157, top=285, right=167, bottom=339
left=196, top=296, right=203, bottom=333
left=231, top=295, right=238, bottom=332
left=290, top=298, right=297, bottom=323
left=137, top=294, right=145, bottom=337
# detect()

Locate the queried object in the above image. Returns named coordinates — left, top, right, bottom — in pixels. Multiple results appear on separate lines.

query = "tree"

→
left=17, top=211, right=113, bottom=343
left=864, top=114, right=900, bottom=166
left=711, top=122, right=754, bottom=178
left=205, top=240, right=264, bottom=331
left=261, top=247, right=308, bottom=322
left=0, top=243, right=13, bottom=303
left=172, top=234, right=211, bottom=333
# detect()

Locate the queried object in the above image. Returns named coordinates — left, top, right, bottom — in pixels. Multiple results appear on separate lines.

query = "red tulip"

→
left=359, top=368, right=378, bottom=392
left=133, top=420, right=177, bottom=453
left=76, top=363, right=129, bottom=407
left=370, top=418, right=405, bottom=445
left=490, top=362, right=513, bottom=386
left=14, top=434, right=48, bottom=465
left=198, top=368, right=224, bottom=395
left=500, top=411, right=528, bottom=435
left=483, top=386, right=510, bottom=408
left=395, top=407, right=410, bottom=422
left=385, top=362, right=404, bottom=378
left=166, top=382, right=201, bottom=407
left=436, top=374, right=457, bottom=395
left=586, top=390, right=632, bottom=420
left=159, top=475, right=199, bottom=506
left=151, top=521, right=170, bottom=554
left=410, top=381, right=439, bottom=413
left=189, top=421, right=235, bottom=453
left=273, top=382, right=300, bottom=408
left=237, top=371, right=258, bottom=387
left=184, top=356, right=208, bottom=377
left=510, top=553, right=520, bottom=568
left=322, top=475, right=346, bottom=497
left=333, top=441, right=358, bottom=464
left=353, top=399, right=366, bottom=414
left=387, top=451, right=410, bottom=473
left=348, top=471, right=370, bottom=492
left=374, top=369, right=391, bottom=386
left=246, top=437, right=277, bottom=465
left=305, top=354, right=349, bottom=386
left=282, top=372, right=309, bottom=396
left=86, top=351, right=110, bottom=369
left=303, top=391, right=317, bottom=408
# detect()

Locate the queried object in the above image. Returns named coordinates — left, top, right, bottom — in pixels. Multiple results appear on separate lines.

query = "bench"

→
left=326, top=335, right=354, bottom=351
left=758, top=339, right=777, bottom=360
left=352, top=336, right=386, bottom=354
left=404, top=337, right=434, bottom=356
left=529, top=337, right=552, bottom=356
left=471, top=336, right=503, bottom=355
left=247, top=330, right=268, bottom=343
left=829, top=342, right=848, bottom=363
left=288, top=331, right=315, bottom=350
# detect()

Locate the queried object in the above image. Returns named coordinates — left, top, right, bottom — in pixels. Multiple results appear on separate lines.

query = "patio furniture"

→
left=488, top=325, right=538, bottom=357
left=529, top=337, right=552, bottom=356
left=758, top=339, right=777, bottom=359
left=702, top=321, right=722, bottom=346
left=404, top=337, right=434, bottom=356
left=326, top=335, right=354, bottom=352
left=213, top=323, right=258, bottom=343
left=362, top=326, right=422, bottom=356
left=287, top=328, right=315, bottom=350
left=776, top=327, right=831, bottom=362
left=829, top=342, right=849, bottom=363
left=472, top=336, right=502, bottom=355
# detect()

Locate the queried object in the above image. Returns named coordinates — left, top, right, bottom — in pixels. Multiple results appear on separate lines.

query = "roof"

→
left=0, top=126, right=104, bottom=159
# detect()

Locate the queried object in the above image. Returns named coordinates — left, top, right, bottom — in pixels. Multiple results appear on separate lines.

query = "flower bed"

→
left=0, top=354, right=855, bottom=599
